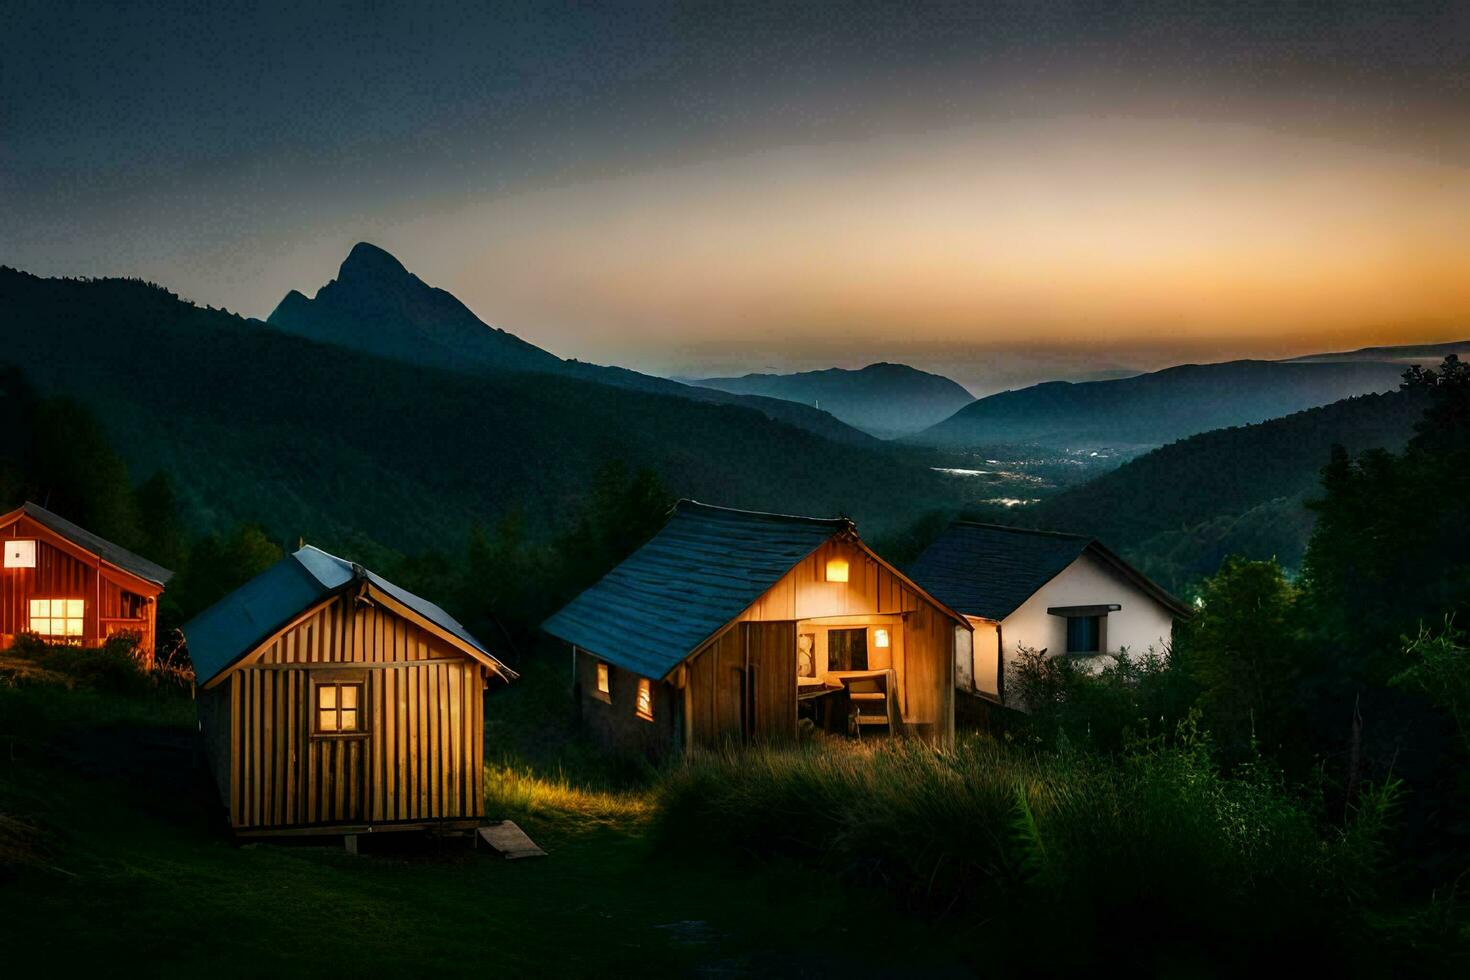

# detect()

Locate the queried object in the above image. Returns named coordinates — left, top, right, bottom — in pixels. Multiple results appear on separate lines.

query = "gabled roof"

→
left=1, top=501, right=172, bottom=587
left=183, top=545, right=510, bottom=685
left=906, top=522, right=1191, bottom=622
left=542, top=500, right=855, bottom=679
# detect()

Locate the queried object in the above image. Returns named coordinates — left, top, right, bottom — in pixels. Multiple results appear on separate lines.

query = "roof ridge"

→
left=16, top=500, right=173, bottom=584
left=293, top=542, right=349, bottom=564
left=950, top=520, right=1092, bottom=542
left=676, top=498, right=853, bottom=528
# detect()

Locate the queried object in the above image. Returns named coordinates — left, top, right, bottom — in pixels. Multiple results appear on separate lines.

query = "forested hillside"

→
left=0, top=267, right=964, bottom=562
left=914, top=358, right=1408, bottom=450
left=1010, top=388, right=1429, bottom=590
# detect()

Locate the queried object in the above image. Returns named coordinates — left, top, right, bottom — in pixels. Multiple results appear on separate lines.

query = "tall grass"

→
left=484, top=761, right=651, bottom=830
left=653, top=720, right=1402, bottom=963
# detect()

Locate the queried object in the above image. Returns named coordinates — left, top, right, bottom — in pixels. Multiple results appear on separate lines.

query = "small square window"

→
left=635, top=678, right=654, bottom=721
left=314, top=682, right=364, bottom=735
left=593, top=661, right=612, bottom=702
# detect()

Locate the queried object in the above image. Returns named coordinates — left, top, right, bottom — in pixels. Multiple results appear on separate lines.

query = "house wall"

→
left=576, top=649, right=678, bottom=759
left=218, top=593, right=486, bottom=832
left=733, top=537, right=957, bottom=743
left=684, top=621, right=797, bottom=748
left=736, top=538, right=932, bottom=622
left=958, top=620, right=1005, bottom=696
left=1000, top=553, right=1176, bottom=670
left=0, top=515, right=159, bottom=654
left=197, top=684, right=232, bottom=806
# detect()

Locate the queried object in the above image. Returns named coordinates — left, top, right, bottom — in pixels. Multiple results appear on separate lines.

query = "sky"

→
left=4, top=1, right=1469, bottom=393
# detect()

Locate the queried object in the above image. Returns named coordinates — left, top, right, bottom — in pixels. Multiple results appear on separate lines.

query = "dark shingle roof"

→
left=542, top=500, right=851, bottom=679
left=12, top=501, right=172, bottom=586
left=183, top=545, right=504, bottom=685
left=906, top=522, right=1190, bottom=621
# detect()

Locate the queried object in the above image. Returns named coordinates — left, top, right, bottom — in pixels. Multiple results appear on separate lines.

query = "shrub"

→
left=1392, top=621, right=1470, bottom=754
left=1006, top=644, right=1193, bottom=752
left=6, top=633, right=154, bottom=695
left=653, top=726, right=1401, bottom=967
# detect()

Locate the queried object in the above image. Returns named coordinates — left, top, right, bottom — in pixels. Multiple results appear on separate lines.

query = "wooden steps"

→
left=477, top=820, right=547, bottom=859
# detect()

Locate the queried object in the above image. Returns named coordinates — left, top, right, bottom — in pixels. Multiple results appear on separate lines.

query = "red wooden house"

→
left=0, top=502, right=172, bottom=658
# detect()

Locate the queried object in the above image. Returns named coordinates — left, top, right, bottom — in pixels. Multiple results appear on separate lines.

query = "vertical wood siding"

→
left=737, top=539, right=927, bottom=622
left=0, top=535, right=91, bottom=638
left=689, top=538, right=957, bottom=745
left=0, top=516, right=158, bottom=652
left=225, top=594, right=485, bottom=831
left=685, top=622, right=797, bottom=748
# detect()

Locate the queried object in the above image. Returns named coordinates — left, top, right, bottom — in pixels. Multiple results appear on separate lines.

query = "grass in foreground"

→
left=0, top=657, right=965, bottom=978
left=654, top=722, right=1470, bottom=976
left=6, top=647, right=1465, bottom=976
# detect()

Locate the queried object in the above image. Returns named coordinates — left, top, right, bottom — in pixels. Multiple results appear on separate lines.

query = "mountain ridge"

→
left=691, top=362, right=974, bottom=438
left=912, top=357, right=1410, bottom=450
left=267, top=242, right=874, bottom=446
left=0, top=265, right=967, bottom=559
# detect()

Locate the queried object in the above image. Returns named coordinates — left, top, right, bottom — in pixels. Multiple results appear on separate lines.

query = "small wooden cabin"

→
left=183, top=546, right=515, bottom=838
left=0, top=501, right=171, bottom=658
left=543, top=501, right=970, bottom=757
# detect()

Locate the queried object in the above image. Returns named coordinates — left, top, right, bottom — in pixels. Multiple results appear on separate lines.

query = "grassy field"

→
left=0, top=655, right=973, bottom=979
left=3, top=648, right=1464, bottom=977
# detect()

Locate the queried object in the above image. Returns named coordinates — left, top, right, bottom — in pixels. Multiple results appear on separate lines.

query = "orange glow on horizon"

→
left=378, top=114, right=1468, bottom=367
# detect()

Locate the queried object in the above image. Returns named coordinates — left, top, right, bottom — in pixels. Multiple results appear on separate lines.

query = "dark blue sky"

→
left=4, top=2, right=1467, bottom=387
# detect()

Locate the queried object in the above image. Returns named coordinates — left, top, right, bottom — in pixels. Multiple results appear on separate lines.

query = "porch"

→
left=679, top=606, right=956, bottom=748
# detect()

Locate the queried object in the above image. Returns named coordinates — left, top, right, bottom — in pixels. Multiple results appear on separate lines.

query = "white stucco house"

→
left=906, top=522, right=1190, bottom=704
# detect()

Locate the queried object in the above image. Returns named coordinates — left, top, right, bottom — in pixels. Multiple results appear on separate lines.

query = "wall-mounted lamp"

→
left=873, top=628, right=890, bottom=649
left=825, top=558, right=849, bottom=583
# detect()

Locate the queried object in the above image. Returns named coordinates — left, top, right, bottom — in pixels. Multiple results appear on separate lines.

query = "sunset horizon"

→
left=4, top=4, right=1470, bottom=974
left=7, top=3, right=1467, bottom=391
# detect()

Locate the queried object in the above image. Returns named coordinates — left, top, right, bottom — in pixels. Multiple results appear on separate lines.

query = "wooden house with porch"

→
left=542, top=501, right=970, bottom=756
left=183, top=545, right=515, bottom=839
left=0, top=501, right=171, bottom=659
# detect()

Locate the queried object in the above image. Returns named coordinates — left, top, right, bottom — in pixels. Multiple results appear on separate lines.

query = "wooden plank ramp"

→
left=478, top=821, right=547, bottom=859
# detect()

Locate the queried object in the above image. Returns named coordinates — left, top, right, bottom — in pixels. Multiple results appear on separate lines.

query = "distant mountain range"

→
left=1284, top=340, right=1470, bottom=364
left=0, top=266, right=968, bottom=559
left=689, top=363, right=974, bottom=438
left=1006, top=387, right=1430, bottom=591
left=269, top=243, right=870, bottom=445
left=911, top=359, right=1411, bottom=450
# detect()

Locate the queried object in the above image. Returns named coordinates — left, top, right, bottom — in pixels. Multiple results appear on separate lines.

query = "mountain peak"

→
left=338, top=242, right=409, bottom=283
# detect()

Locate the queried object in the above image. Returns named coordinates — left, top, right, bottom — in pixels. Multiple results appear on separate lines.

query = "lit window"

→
left=4, top=540, right=36, bottom=568
left=873, top=628, right=890, bottom=649
left=825, top=558, right=849, bottom=583
left=635, top=678, right=654, bottom=721
left=29, top=598, right=84, bottom=639
left=315, top=682, right=363, bottom=734
left=592, top=660, right=612, bottom=703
